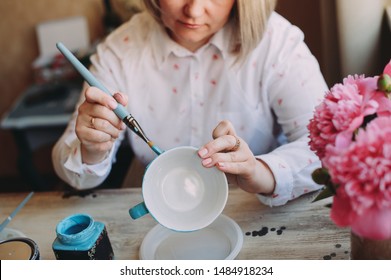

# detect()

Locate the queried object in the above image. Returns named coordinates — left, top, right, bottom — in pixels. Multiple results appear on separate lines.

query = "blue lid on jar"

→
left=55, top=213, right=96, bottom=245
left=52, top=213, right=112, bottom=259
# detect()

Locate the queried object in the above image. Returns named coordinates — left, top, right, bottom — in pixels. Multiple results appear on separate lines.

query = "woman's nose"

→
left=183, top=0, right=205, bottom=18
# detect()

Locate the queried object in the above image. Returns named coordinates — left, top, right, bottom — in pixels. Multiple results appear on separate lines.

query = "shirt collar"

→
left=208, top=22, right=233, bottom=59
left=150, top=19, right=233, bottom=69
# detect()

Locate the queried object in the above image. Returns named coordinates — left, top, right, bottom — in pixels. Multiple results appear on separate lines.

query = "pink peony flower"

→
left=331, top=192, right=391, bottom=240
left=308, top=60, right=391, bottom=240
left=308, top=75, right=379, bottom=159
left=326, top=117, right=391, bottom=239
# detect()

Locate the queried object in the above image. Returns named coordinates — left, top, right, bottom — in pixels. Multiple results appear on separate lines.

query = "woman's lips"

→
left=180, top=21, right=203, bottom=29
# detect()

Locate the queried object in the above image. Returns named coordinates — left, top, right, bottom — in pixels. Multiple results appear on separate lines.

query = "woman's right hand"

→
left=75, top=87, right=127, bottom=164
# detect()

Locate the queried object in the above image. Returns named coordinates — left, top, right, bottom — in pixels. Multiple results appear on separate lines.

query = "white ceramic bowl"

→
left=0, top=228, right=26, bottom=241
left=139, top=214, right=243, bottom=260
left=141, top=146, right=228, bottom=232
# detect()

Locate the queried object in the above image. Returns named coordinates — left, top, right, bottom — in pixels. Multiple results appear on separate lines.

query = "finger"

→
left=76, top=110, right=122, bottom=142
left=76, top=122, right=114, bottom=144
left=212, top=120, right=236, bottom=139
left=85, top=87, right=118, bottom=110
left=88, top=117, right=123, bottom=139
left=113, top=92, right=128, bottom=106
left=216, top=160, right=247, bottom=175
left=79, top=98, right=125, bottom=131
left=198, top=134, right=239, bottom=158
left=87, top=90, right=126, bottom=131
left=200, top=147, right=247, bottom=168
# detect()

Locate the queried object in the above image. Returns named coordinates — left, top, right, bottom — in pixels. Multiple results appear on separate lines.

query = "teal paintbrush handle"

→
left=56, top=42, right=163, bottom=155
left=56, top=42, right=128, bottom=119
left=0, top=192, right=34, bottom=232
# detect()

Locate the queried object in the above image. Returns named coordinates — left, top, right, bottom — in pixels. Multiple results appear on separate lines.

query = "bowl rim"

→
left=139, top=214, right=243, bottom=260
left=142, top=146, right=228, bottom=232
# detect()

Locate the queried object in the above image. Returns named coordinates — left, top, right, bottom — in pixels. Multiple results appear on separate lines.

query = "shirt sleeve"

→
left=52, top=31, right=130, bottom=190
left=51, top=84, right=125, bottom=190
left=256, top=136, right=322, bottom=206
left=255, top=14, right=326, bottom=206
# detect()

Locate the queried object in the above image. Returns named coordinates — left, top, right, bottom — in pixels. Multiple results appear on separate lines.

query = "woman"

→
left=52, top=0, right=327, bottom=206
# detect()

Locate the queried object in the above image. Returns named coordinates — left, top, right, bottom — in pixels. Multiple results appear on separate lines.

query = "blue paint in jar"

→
left=52, top=213, right=114, bottom=260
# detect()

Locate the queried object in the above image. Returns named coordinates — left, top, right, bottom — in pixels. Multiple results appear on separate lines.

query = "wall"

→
left=276, top=0, right=341, bottom=86
left=337, top=0, right=391, bottom=76
left=319, top=0, right=341, bottom=86
left=0, top=0, right=106, bottom=179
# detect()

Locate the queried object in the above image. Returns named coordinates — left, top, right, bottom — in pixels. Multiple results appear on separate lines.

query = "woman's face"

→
left=159, top=0, right=235, bottom=52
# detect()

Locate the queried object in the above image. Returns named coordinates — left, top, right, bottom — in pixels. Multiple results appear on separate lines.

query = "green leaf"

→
left=312, top=185, right=334, bottom=202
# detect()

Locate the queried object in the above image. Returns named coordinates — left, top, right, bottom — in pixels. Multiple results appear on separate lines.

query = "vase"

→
left=350, top=231, right=391, bottom=259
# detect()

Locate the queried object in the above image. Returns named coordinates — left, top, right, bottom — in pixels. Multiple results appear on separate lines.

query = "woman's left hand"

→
left=198, top=120, right=275, bottom=194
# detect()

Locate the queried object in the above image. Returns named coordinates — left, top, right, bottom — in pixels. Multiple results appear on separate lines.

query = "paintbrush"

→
left=0, top=192, right=34, bottom=232
left=56, top=42, right=163, bottom=155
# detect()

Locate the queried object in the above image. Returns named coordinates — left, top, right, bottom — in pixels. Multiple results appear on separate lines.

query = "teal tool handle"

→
left=56, top=42, right=163, bottom=155
left=129, top=202, right=149, bottom=220
left=56, top=42, right=128, bottom=120
left=0, top=192, right=34, bottom=232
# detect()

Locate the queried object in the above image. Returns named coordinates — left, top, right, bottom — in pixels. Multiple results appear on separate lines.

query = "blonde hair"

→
left=142, top=0, right=277, bottom=61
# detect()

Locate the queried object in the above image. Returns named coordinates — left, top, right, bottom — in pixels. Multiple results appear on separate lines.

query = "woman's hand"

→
left=198, top=120, right=276, bottom=195
left=75, top=87, right=127, bottom=164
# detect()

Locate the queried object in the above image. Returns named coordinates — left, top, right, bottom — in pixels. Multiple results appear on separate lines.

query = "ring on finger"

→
left=90, top=117, right=96, bottom=129
left=230, top=136, right=240, bottom=152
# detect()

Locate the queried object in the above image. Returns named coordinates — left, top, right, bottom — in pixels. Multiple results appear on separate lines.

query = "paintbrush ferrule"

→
left=122, top=114, right=150, bottom=143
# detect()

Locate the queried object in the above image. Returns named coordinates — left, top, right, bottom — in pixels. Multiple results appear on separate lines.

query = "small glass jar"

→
left=0, top=238, right=40, bottom=260
left=52, top=213, right=114, bottom=260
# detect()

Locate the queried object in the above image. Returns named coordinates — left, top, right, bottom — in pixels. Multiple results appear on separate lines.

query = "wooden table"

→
left=0, top=187, right=350, bottom=260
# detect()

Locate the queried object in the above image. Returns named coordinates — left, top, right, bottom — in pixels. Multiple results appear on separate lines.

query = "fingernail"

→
left=198, top=148, right=208, bottom=157
left=217, top=162, right=225, bottom=167
left=109, top=100, right=117, bottom=109
left=113, top=92, right=122, bottom=102
left=121, top=123, right=126, bottom=130
left=202, top=158, right=212, bottom=166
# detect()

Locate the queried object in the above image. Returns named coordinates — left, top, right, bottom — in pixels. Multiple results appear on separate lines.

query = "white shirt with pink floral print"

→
left=52, top=11, right=328, bottom=206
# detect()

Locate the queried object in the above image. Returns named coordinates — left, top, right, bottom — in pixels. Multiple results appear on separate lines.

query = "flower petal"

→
left=330, top=192, right=354, bottom=226
left=351, top=207, right=391, bottom=240
left=383, top=60, right=391, bottom=76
